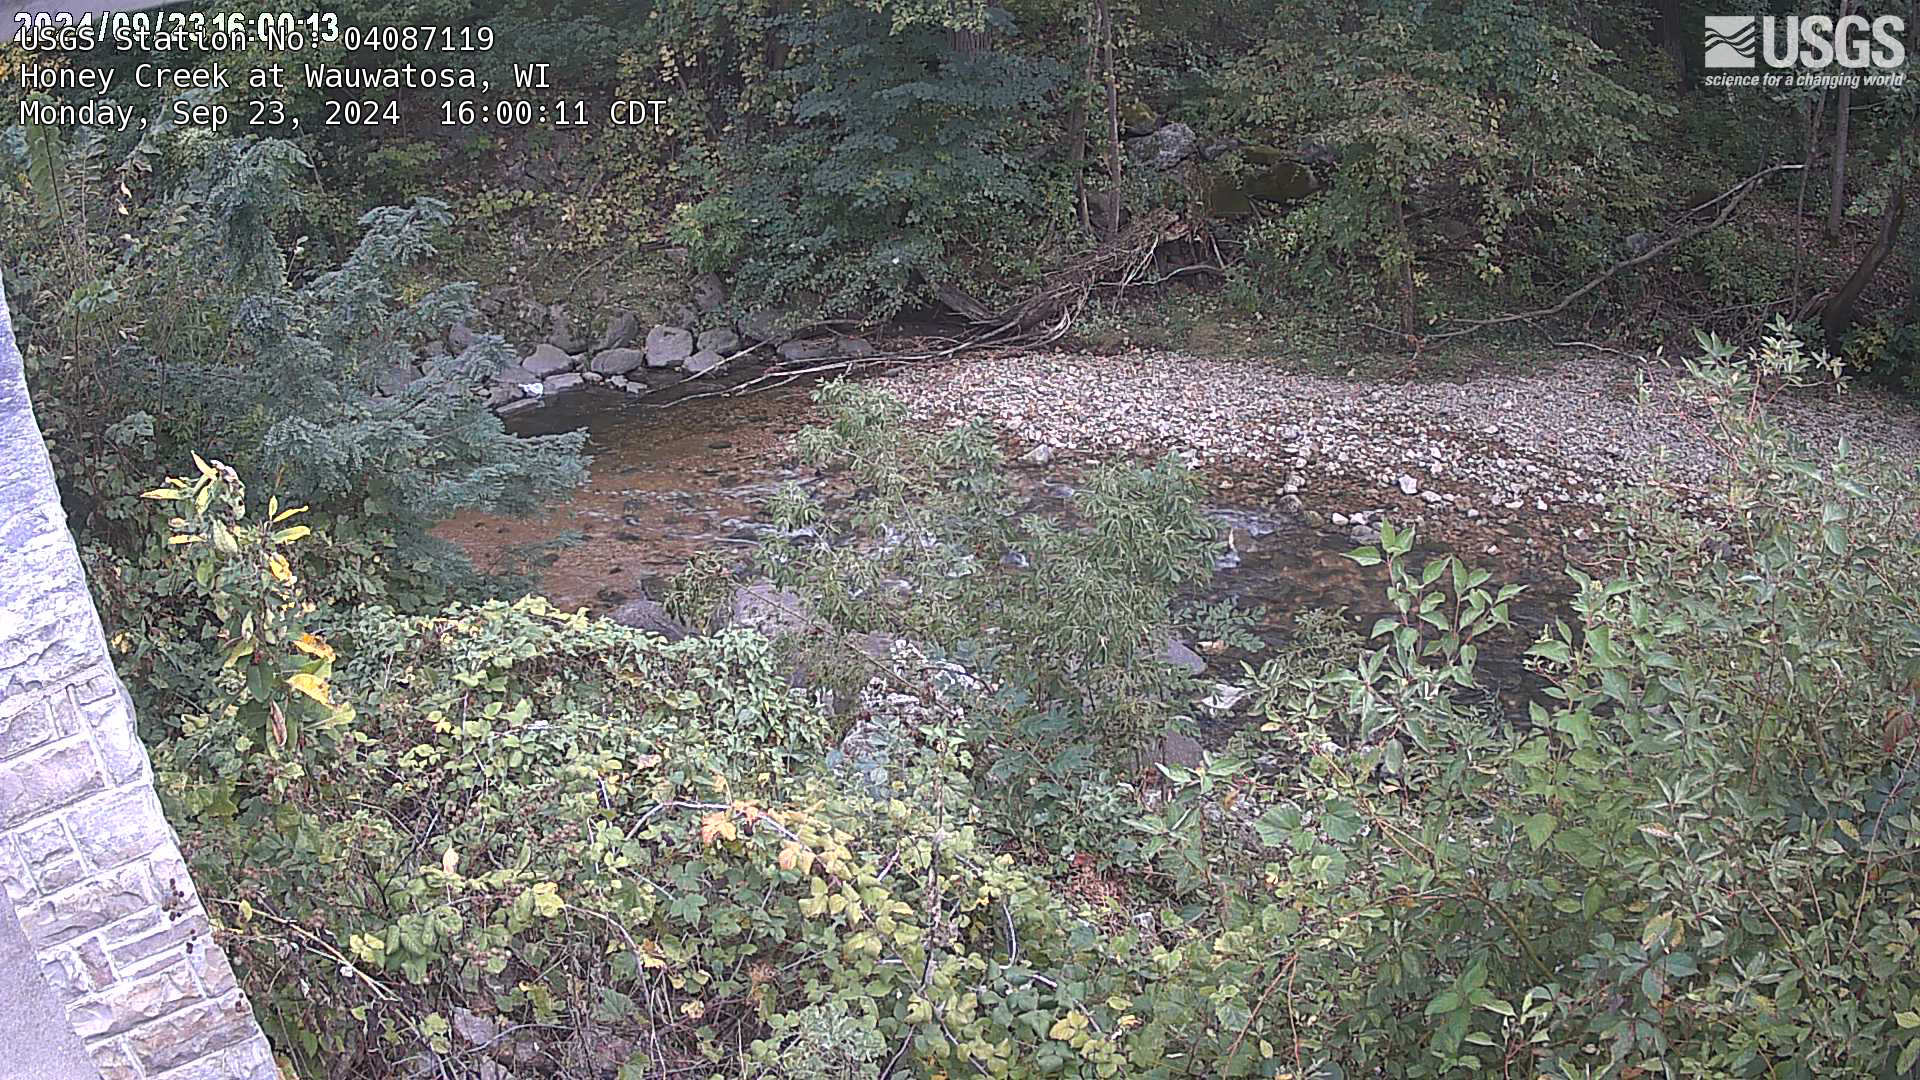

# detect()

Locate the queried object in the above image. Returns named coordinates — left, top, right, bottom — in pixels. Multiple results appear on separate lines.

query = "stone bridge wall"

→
left=0, top=283, right=277, bottom=1078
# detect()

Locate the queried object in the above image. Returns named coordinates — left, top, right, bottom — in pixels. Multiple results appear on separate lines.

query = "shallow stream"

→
left=443, top=383, right=1559, bottom=718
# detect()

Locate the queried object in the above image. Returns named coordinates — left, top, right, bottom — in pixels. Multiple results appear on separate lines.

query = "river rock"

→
left=543, top=372, right=586, bottom=394
left=646, top=325, right=695, bottom=368
left=777, top=338, right=837, bottom=363
left=590, top=347, right=646, bottom=376
left=692, top=272, right=727, bottom=312
left=738, top=310, right=793, bottom=344
left=836, top=336, right=876, bottom=359
left=1019, top=444, right=1056, bottom=466
left=599, top=310, right=642, bottom=350
left=697, top=327, right=740, bottom=354
left=447, top=322, right=478, bottom=351
left=1151, top=634, right=1207, bottom=675
left=1131, top=122, right=1197, bottom=169
left=486, top=384, right=521, bottom=408
left=492, top=360, right=534, bottom=383
left=546, top=304, right=584, bottom=352
left=1397, top=473, right=1420, bottom=496
left=683, top=350, right=724, bottom=375
left=728, top=582, right=820, bottom=638
left=497, top=398, right=542, bottom=416
left=522, top=344, right=575, bottom=378
left=1153, top=732, right=1205, bottom=769
left=610, top=599, right=689, bottom=642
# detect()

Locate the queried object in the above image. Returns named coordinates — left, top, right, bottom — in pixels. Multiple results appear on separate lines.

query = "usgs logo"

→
left=1703, top=14, right=1906, bottom=70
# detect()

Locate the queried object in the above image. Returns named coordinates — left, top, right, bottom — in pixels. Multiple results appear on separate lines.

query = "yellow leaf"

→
left=272, top=503, right=309, bottom=523
left=193, top=452, right=215, bottom=477
left=272, top=525, right=312, bottom=544
left=699, top=811, right=738, bottom=846
left=267, top=553, right=294, bottom=585
left=1048, top=1015, right=1080, bottom=1041
left=286, top=672, right=332, bottom=706
left=140, top=486, right=185, bottom=500
left=168, top=533, right=206, bottom=546
left=777, top=841, right=814, bottom=874
left=441, top=848, right=460, bottom=875
left=638, top=940, right=666, bottom=969
left=291, top=633, right=335, bottom=661
left=529, top=881, right=563, bottom=917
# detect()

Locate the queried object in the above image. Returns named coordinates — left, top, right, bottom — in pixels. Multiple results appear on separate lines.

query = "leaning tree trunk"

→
left=0, top=274, right=279, bottom=1077
left=1821, top=184, right=1906, bottom=347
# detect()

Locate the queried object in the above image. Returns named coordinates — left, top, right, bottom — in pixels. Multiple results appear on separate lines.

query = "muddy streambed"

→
left=442, top=384, right=1561, bottom=719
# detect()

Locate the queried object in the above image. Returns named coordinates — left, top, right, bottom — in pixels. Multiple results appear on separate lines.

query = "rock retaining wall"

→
left=0, top=283, right=277, bottom=1080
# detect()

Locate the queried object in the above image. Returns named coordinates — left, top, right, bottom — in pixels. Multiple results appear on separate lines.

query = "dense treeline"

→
left=14, top=1, right=1916, bottom=364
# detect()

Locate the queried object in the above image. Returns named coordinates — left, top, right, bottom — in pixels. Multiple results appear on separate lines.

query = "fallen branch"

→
left=1409, top=161, right=1809, bottom=348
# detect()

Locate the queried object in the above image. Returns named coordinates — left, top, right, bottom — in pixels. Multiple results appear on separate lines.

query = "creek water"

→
left=442, top=383, right=1558, bottom=719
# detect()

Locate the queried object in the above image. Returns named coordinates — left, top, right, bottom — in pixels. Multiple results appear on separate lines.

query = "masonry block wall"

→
left=1, top=282, right=278, bottom=1079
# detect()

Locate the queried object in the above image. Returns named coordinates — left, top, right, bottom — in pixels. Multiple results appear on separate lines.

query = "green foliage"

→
left=1205, top=324, right=1920, bottom=1075
left=138, top=324, right=1920, bottom=1076
left=690, top=8, right=1067, bottom=320
left=758, top=379, right=1231, bottom=861
left=1207, top=2, right=1662, bottom=326
left=1, top=124, right=586, bottom=567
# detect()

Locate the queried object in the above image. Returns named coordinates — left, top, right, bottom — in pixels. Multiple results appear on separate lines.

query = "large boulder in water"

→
left=590, top=347, right=646, bottom=376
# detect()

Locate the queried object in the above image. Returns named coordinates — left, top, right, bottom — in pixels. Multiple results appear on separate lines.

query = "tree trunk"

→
left=1821, top=185, right=1906, bottom=347
left=1095, top=0, right=1122, bottom=238
left=1656, top=0, right=1690, bottom=88
left=1826, top=86, right=1850, bottom=237
left=1394, top=196, right=1417, bottom=338
left=1827, top=1, right=1854, bottom=238
left=947, top=0, right=990, bottom=55
left=1067, top=10, right=1093, bottom=235
left=0, top=278, right=281, bottom=1076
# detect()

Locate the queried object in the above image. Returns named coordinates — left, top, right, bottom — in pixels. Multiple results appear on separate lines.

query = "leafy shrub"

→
left=150, top=473, right=1179, bottom=1078
left=1, top=125, right=586, bottom=570
left=1204, top=4, right=1660, bottom=326
left=146, top=327, right=1919, bottom=1078
left=755, top=380, right=1235, bottom=862
left=694, top=9, right=1067, bottom=321
left=1205, top=325, right=1920, bottom=1075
